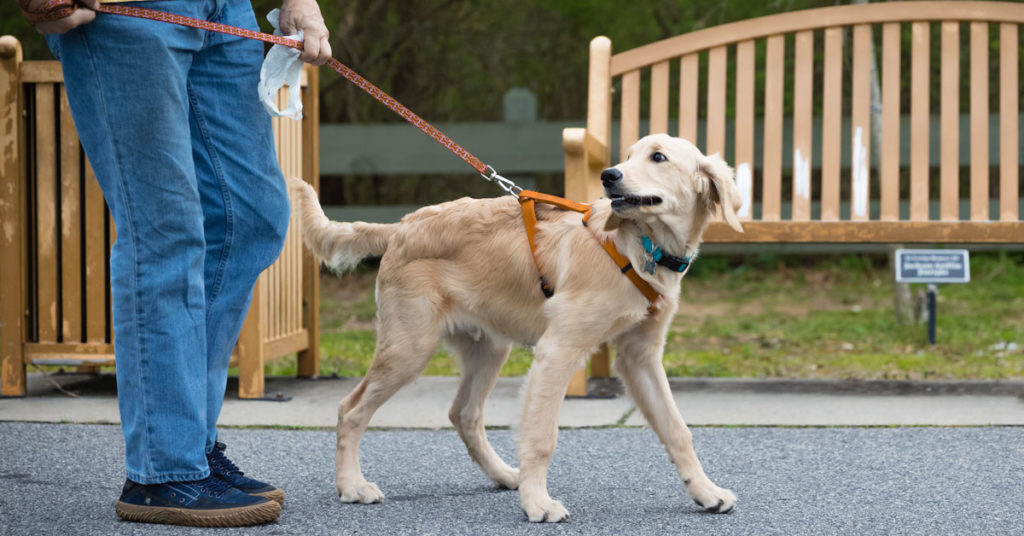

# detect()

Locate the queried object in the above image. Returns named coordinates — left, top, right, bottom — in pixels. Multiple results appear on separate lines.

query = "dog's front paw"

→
left=521, top=496, right=569, bottom=523
left=686, top=480, right=737, bottom=514
left=338, top=480, right=385, bottom=504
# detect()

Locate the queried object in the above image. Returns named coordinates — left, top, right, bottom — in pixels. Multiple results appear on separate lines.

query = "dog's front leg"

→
left=517, top=338, right=589, bottom=523
left=615, top=331, right=737, bottom=513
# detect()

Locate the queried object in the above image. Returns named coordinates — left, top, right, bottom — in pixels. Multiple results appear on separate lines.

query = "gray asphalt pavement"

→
left=1, top=422, right=1022, bottom=535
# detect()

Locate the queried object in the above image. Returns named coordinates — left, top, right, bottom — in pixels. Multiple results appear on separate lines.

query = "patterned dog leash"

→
left=24, top=1, right=666, bottom=310
left=22, top=0, right=522, bottom=196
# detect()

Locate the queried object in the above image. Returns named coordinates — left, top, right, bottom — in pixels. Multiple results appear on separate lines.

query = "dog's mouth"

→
left=608, top=194, right=663, bottom=210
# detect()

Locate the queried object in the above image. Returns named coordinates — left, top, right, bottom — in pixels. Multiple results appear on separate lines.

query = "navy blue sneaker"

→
left=208, top=441, right=285, bottom=504
left=115, top=476, right=280, bottom=527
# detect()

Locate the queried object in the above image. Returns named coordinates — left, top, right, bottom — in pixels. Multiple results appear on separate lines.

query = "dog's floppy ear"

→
left=697, top=153, right=743, bottom=233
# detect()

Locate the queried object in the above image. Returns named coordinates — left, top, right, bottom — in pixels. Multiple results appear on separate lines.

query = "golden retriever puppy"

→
left=290, top=134, right=743, bottom=522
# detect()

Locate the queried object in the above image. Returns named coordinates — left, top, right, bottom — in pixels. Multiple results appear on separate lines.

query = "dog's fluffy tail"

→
left=288, top=178, right=395, bottom=272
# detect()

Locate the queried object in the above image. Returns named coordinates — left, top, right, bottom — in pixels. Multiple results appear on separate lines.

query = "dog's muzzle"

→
left=601, top=168, right=664, bottom=210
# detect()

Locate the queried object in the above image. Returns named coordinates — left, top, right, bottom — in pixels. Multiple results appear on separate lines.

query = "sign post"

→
left=894, top=249, right=971, bottom=344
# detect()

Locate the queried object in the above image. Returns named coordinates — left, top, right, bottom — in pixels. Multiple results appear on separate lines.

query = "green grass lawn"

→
left=264, top=251, right=1024, bottom=380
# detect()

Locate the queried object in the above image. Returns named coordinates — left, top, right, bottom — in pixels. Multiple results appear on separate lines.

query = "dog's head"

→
left=600, top=134, right=743, bottom=237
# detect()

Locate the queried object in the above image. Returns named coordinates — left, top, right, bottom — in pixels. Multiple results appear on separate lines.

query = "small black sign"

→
left=895, top=249, right=970, bottom=284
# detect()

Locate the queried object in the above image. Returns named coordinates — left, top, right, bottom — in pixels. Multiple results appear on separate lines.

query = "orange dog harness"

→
left=518, top=191, right=661, bottom=314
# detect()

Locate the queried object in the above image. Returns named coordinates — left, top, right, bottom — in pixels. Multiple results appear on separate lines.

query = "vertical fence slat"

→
left=620, top=70, right=640, bottom=161
left=792, top=31, right=813, bottom=222
left=880, top=23, right=901, bottom=221
left=1, top=37, right=27, bottom=395
left=275, top=107, right=285, bottom=339
left=83, top=160, right=106, bottom=343
left=910, top=22, right=931, bottom=222
left=969, top=22, right=989, bottom=222
left=293, top=202, right=302, bottom=333
left=850, top=24, right=872, bottom=222
left=762, top=35, right=784, bottom=222
left=272, top=109, right=283, bottom=340
left=940, top=22, right=960, bottom=221
left=1000, top=23, right=1019, bottom=222
left=706, top=46, right=727, bottom=155
left=821, top=28, right=843, bottom=221
left=649, top=61, right=669, bottom=135
left=59, top=90, right=81, bottom=343
left=678, top=54, right=699, bottom=143
left=298, top=64, right=321, bottom=378
left=275, top=102, right=286, bottom=339
left=587, top=37, right=612, bottom=152
left=35, top=84, right=58, bottom=343
left=734, top=40, right=755, bottom=221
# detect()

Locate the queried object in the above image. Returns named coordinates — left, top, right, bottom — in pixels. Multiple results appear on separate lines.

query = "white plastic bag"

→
left=258, top=8, right=304, bottom=119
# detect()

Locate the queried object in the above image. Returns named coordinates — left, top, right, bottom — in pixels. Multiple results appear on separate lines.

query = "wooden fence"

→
left=0, top=36, right=320, bottom=399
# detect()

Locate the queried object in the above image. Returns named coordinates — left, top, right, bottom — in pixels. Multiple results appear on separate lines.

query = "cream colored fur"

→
left=290, top=134, right=743, bottom=522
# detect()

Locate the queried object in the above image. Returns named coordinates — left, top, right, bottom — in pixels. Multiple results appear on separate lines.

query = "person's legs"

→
left=47, top=0, right=220, bottom=485
left=186, top=0, right=290, bottom=449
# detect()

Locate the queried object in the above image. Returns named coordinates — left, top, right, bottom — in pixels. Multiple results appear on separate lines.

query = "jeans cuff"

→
left=126, top=468, right=211, bottom=485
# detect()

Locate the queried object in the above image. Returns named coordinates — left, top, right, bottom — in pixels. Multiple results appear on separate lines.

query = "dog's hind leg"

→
left=614, top=324, right=737, bottom=514
left=444, top=330, right=518, bottom=489
left=335, top=290, right=442, bottom=504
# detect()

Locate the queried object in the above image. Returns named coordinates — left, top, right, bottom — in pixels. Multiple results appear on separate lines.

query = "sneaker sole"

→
left=115, top=500, right=281, bottom=527
left=252, top=488, right=285, bottom=505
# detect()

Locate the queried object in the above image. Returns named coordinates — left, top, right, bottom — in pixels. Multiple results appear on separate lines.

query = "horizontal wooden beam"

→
left=25, top=343, right=113, bottom=357
left=21, top=61, right=61, bottom=83
left=264, top=331, right=309, bottom=360
left=703, top=221, right=1024, bottom=243
left=25, top=343, right=114, bottom=366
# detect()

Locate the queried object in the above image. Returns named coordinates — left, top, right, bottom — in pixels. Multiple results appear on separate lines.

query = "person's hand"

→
left=19, top=0, right=100, bottom=35
left=278, top=0, right=331, bottom=65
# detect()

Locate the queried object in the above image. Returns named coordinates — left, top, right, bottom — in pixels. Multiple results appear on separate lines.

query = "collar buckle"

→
left=640, top=235, right=691, bottom=273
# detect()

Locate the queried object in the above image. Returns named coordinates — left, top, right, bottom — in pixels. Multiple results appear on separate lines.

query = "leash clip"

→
left=481, top=166, right=523, bottom=197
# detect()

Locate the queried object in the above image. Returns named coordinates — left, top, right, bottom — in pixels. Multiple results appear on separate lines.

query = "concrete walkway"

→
left=3, top=374, right=1024, bottom=535
left=2, top=373, right=1023, bottom=427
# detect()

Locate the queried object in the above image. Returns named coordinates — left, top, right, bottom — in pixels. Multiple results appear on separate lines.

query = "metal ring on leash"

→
left=481, top=167, right=523, bottom=197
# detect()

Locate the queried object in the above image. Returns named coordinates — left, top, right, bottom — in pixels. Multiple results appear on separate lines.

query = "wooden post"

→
left=1, top=36, right=27, bottom=397
left=297, top=65, right=320, bottom=378
left=237, top=278, right=266, bottom=399
left=565, top=37, right=613, bottom=397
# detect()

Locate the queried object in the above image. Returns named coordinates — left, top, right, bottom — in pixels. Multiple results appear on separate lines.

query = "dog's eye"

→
left=650, top=152, right=668, bottom=163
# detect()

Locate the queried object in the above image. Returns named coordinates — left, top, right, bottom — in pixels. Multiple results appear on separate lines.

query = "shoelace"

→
left=207, top=442, right=243, bottom=476
left=195, top=475, right=234, bottom=498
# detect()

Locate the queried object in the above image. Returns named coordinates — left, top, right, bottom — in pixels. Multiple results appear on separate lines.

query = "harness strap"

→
left=518, top=191, right=660, bottom=314
left=594, top=237, right=662, bottom=314
left=519, top=196, right=554, bottom=298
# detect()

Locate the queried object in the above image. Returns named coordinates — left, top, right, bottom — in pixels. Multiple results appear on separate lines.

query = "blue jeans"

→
left=46, top=0, right=290, bottom=484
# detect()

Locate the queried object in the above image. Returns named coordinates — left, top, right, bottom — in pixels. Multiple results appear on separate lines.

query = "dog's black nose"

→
left=601, top=168, right=623, bottom=186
